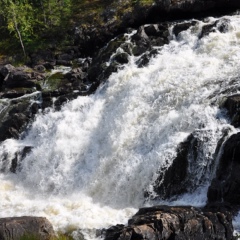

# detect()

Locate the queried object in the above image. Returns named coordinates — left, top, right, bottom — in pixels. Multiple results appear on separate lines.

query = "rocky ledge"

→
left=0, top=217, right=55, bottom=240
left=103, top=206, right=233, bottom=240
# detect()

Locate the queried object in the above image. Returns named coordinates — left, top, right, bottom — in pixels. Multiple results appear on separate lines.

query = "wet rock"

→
left=104, top=206, right=233, bottom=240
left=207, top=132, right=240, bottom=206
left=131, top=23, right=169, bottom=56
left=1, top=145, right=32, bottom=173
left=136, top=49, right=158, bottom=68
left=151, top=135, right=190, bottom=200
left=0, top=216, right=55, bottom=240
left=172, top=21, right=198, bottom=37
left=200, top=18, right=231, bottom=38
left=87, top=34, right=127, bottom=83
left=0, top=89, right=36, bottom=99
left=87, top=23, right=169, bottom=86
left=0, top=95, right=41, bottom=142
left=151, top=129, right=229, bottom=200
left=223, top=94, right=240, bottom=127
left=113, top=52, right=129, bottom=64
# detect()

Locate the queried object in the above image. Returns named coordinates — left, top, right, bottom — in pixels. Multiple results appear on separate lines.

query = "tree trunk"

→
left=12, top=7, right=26, bottom=58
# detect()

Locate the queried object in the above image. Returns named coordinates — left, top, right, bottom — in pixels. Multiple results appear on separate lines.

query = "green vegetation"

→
left=0, top=0, right=154, bottom=62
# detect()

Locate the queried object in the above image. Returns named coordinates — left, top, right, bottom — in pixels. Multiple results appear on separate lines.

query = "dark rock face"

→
left=87, top=23, right=170, bottom=86
left=0, top=96, right=40, bottom=142
left=0, top=65, right=44, bottom=97
left=152, top=137, right=190, bottom=200
left=131, top=23, right=169, bottom=57
left=104, top=206, right=233, bottom=240
left=207, top=132, right=240, bottom=206
left=223, top=94, right=240, bottom=127
left=200, top=18, right=231, bottom=38
left=0, top=216, right=55, bottom=240
left=0, top=146, right=32, bottom=173
left=151, top=128, right=229, bottom=200
left=70, top=0, right=240, bottom=59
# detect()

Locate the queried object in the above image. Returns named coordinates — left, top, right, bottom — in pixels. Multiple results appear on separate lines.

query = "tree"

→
left=0, top=0, right=34, bottom=58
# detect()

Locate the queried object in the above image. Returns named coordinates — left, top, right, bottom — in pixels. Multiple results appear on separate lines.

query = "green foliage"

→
left=0, top=0, right=155, bottom=60
left=0, top=0, right=72, bottom=58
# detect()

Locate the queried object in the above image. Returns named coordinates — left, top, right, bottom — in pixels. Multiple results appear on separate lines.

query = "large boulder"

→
left=104, top=206, right=233, bottom=240
left=151, top=128, right=229, bottom=201
left=207, top=132, right=240, bottom=207
left=0, top=217, right=55, bottom=240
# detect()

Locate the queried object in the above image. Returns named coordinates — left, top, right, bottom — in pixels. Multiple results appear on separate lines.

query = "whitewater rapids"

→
left=1, top=14, right=240, bottom=239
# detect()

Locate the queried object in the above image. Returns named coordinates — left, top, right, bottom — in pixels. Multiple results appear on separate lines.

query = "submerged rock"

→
left=0, top=216, right=55, bottom=240
left=104, top=205, right=233, bottom=240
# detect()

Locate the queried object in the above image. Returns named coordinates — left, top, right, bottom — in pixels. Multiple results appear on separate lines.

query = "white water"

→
left=1, top=15, right=240, bottom=239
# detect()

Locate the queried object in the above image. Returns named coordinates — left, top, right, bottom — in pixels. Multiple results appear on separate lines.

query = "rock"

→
left=0, top=95, right=41, bottom=142
left=34, top=64, right=46, bottom=73
left=43, top=62, right=55, bottom=70
left=56, top=60, right=72, bottom=66
left=104, top=206, right=233, bottom=240
left=1, top=145, right=32, bottom=173
left=200, top=18, right=231, bottom=38
left=87, top=23, right=169, bottom=87
left=76, top=57, right=92, bottom=72
left=64, top=68, right=87, bottom=81
left=172, top=21, right=198, bottom=37
left=0, top=65, right=44, bottom=93
left=0, top=64, right=15, bottom=78
left=87, top=34, right=127, bottom=83
left=223, top=94, right=240, bottom=127
left=4, top=71, right=33, bottom=88
left=151, top=137, right=190, bottom=200
left=113, top=52, right=129, bottom=64
left=207, top=132, right=240, bottom=206
left=131, top=23, right=169, bottom=56
left=151, top=128, right=230, bottom=200
left=29, top=50, right=55, bottom=66
left=0, top=216, right=55, bottom=240
left=136, top=49, right=158, bottom=68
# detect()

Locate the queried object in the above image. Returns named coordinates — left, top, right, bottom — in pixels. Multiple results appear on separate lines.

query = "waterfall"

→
left=1, top=14, right=240, bottom=239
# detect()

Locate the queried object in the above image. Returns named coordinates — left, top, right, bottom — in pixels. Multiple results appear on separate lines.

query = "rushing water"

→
left=1, top=14, right=240, bottom=239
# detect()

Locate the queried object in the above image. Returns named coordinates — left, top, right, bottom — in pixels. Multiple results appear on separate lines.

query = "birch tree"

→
left=0, top=0, right=34, bottom=58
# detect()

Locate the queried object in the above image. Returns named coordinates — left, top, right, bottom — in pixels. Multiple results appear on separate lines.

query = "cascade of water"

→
left=1, top=14, right=240, bottom=239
